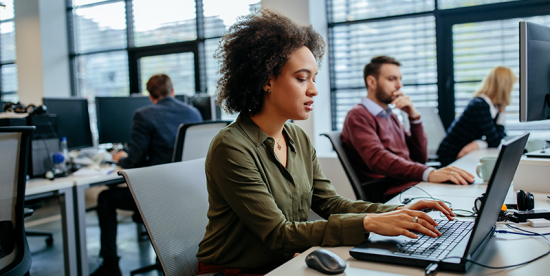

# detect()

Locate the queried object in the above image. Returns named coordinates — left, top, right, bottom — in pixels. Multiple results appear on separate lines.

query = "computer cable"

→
left=495, top=224, right=550, bottom=236
left=398, top=186, right=453, bottom=208
left=424, top=223, right=550, bottom=275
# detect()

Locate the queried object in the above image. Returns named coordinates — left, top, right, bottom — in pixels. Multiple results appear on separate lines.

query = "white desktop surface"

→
left=267, top=149, right=550, bottom=276
left=26, top=177, right=74, bottom=196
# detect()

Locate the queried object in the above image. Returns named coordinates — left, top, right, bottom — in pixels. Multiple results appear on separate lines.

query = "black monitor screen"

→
left=95, top=96, right=152, bottom=144
left=520, top=21, right=550, bottom=122
left=43, top=97, right=94, bottom=150
left=175, top=94, right=189, bottom=104
left=191, top=95, right=221, bottom=121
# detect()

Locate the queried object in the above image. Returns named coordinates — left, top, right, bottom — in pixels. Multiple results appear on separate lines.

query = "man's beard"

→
left=375, top=85, right=394, bottom=105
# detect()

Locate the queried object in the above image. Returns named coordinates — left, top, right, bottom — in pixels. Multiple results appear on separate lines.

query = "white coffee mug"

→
left=526, top=139, right=547, bottom=152
left=476, top=156, right=497, bottom=182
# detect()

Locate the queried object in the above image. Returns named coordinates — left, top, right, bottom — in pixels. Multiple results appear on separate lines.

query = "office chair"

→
left=126, top=120, right=230, bottom=274
left=172, top=120, right=232, bottom=162
left=119, top=158, right=221, bottom=276
left=321, top=131, right=396, bottom=203
left=23, top=208, right=54, bottom=246
left=0, top=126, right=34, bottom=276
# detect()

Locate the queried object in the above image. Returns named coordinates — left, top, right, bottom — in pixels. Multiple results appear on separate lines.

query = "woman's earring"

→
left=266, top=89, right=271, bottom=94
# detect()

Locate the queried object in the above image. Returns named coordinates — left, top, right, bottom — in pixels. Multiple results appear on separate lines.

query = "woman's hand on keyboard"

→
left=363, top=209, right=441, bottom=239
left=398, top=199, right=455, bottom=221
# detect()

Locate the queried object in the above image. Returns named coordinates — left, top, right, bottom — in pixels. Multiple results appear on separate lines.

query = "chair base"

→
left=26, top=230, right=54, bottom=246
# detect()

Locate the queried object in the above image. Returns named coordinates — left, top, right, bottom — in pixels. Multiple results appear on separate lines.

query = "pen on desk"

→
left=107, top=170, right=115, bottom=175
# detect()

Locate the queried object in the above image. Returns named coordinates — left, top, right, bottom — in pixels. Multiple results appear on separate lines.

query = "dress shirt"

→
left=361, top=98, right=433, bottom=181
left=197, top=114, right=399, bottom=269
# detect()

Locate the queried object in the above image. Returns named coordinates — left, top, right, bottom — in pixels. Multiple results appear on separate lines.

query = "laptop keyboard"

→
left=393, top=219, right=474, bottom=260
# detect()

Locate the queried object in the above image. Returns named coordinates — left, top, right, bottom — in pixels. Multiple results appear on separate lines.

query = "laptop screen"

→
left=465, top=133, right=529, bottom=259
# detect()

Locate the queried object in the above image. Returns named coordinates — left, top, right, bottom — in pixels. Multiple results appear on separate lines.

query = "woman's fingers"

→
left=416, top=218, right=441, bottom=236
left=364, top=208, right=450, bottom=239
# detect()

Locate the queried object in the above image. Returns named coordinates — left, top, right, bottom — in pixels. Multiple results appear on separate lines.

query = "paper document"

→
left=72, top=166, right=116, bottom=176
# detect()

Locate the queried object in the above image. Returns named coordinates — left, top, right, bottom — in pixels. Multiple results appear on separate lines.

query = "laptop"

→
left=350, top=132, right=530, bottom=272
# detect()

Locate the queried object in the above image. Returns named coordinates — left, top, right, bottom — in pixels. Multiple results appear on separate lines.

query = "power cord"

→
left=424, top=224, right=550, bottom=275
left=398, top=186, right=453, bottom=208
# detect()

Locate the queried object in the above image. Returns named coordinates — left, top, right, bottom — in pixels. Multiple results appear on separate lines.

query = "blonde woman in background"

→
left=437, top=66, right=518, bottom=166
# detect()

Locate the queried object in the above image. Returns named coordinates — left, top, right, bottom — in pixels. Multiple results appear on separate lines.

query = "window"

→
left=453, top=16, right=550, bottom=136
left=439, top=0, right=518, bottom=10
left=329, top=0, right=434, bottom=23
left=132, top=0, right=197, bottom=47
left=328, top=0, right=550, bottom=138
left=74, top=51, right=129, bottom=97
left=0, top=0, right=17, bottom=102
left=139, top=52, right=196, bottom=95
left=329, top=3, right=437, bottom=130
left=68, top=0, right=260, bottom=101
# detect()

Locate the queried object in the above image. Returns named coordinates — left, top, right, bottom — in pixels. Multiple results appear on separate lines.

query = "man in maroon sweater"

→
left=341, top=56, right=474, bottom=201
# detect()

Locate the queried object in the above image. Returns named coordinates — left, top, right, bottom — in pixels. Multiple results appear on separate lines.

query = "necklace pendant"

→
left=277, top=143, right=281, bottom=150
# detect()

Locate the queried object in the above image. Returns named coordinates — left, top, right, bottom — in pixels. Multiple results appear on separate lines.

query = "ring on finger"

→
left=450, top=170, right=455, bottom=175
left=412, top=216, right=418, bottom=223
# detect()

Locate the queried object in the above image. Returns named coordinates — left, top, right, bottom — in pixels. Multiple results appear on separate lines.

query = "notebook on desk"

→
left=350, top=132, right=530, bottom=272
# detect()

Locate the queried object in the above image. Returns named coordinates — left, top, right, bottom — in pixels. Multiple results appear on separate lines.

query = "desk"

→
left=26, top=177, right=78, bottom=276
left=27, top=170, right=125, bottom=276
left=267, top=149, right=550, bottom=275
left=72, top=172, right=125, bottom=276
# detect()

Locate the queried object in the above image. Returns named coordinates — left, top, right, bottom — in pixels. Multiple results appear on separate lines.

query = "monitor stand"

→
left=526, top=149, right=550, bottom=158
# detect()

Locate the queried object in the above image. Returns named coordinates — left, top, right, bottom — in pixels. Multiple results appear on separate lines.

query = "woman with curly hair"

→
left=437, top=66, right=518, bottom=166
left=196, top=9, right=454, bottom=275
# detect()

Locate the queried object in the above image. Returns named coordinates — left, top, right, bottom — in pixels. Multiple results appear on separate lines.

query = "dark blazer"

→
left=437, top=97, right=505, bottom=166
left=119, top=96, right=202, bottom=168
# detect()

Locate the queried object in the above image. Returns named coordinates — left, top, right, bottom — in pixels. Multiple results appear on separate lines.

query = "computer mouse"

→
left=305, top=249, right=346, bottom=275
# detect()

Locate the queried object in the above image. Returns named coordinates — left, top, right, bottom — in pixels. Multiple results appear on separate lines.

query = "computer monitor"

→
left=175, top=94, right=189, bottom=104
left=95, top=96, right=152, bottom=144
left=519, top=21, right=550, bottom=122
left=42, top=97, right=94, bottom=150
left=191, top=95, right=221, bottom=121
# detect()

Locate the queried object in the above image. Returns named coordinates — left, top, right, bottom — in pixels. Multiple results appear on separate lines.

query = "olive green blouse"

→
left=196, top=114, right=399, bottom=269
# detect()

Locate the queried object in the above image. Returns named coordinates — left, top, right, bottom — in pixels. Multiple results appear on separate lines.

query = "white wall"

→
left=14, top=0, right=71, bottom=105
left=261, top=0, right=333, bottom=155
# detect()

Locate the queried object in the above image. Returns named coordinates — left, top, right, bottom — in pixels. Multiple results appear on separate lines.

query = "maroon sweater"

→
left=340, top=104, right=429, bottom=196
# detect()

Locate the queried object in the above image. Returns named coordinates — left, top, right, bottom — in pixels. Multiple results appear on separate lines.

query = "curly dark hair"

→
left=214, top=9, right=326, bottom=116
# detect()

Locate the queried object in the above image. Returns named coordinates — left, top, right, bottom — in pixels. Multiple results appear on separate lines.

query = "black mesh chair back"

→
left=172, top=120, right=232, bottom=162
left=321, top=131, right=366, bottom=200
left=118, top=158, right=209, bottom=276
left=321, top=131, right=394, bottom=203
left=0, top=126, right=34, bottom=275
